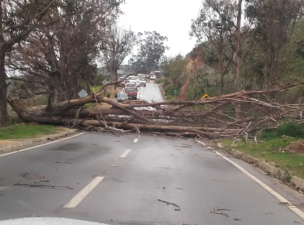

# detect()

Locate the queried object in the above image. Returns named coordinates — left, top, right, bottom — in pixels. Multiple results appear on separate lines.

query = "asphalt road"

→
left=137, top=81, right=163, bottom=102
left=1, top=84, right=304, bottom=224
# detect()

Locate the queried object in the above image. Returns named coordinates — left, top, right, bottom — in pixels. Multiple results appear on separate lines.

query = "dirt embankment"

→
left=283, top=141, right=304, bottom=154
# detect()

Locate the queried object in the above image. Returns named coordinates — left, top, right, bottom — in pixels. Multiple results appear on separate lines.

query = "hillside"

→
left=175, top=19, right=304, bottom=101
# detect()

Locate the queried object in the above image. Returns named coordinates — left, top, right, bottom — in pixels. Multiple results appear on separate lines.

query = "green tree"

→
left=129, top=31, right=169, bottom=71
left=245, top=0, right=302, bottom=87
left=161, top=55, right=187, bottom=97
left=190, top=0, right=243, bottom=94
left=0, top=0, right=54, bottom=127
left=8, top=0, right=123, bottom=109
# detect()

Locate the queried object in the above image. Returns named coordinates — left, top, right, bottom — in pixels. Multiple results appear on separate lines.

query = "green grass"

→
left=0, top=124, right=62, bottom=140
left=91, top=85, right=102, bottom=93
left=221, top=138, right=304, bottom=179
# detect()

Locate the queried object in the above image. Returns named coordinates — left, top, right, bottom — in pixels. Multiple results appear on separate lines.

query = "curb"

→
left=197, top=140, right=304, bottom=190
left=0, top=129, right=79, bottom=152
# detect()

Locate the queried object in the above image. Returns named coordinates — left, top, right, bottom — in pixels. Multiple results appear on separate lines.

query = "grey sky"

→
left=118, top=0, right=203, bottom=58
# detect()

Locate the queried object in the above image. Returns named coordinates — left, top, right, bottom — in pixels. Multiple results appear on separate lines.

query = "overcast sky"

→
left=118, top=0, right=203, bottom=58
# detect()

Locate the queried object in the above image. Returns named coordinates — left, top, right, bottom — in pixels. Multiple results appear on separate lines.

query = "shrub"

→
left=261, top=122, right=304, bottom=139
left=90, top=75, right=104, bottom=86
left=277, top=122, right=304, bottom=138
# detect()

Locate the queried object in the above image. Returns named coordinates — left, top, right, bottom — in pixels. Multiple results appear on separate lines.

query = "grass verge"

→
left=221, top=138, right=304, bottom=179
left=0, top=124, right=63, bottom=140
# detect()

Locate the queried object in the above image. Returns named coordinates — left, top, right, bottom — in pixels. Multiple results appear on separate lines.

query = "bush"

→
left=262, top=122, right=304, bottom=139
left=90, top=75, right=104, bottom=86
left=277, top=122, right=304, bottom=138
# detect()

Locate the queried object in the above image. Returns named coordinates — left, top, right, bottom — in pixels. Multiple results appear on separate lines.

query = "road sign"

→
left=78, top=89, right=88, bottom=98
left=173, top=90, right=178, bottom=95
left=201, top=93, right=209, bottom=99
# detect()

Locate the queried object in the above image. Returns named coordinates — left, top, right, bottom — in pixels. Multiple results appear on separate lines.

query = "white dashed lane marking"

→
left=63, top=176, right=104, bottom=208
left=120, top=149, right=131, bottom=158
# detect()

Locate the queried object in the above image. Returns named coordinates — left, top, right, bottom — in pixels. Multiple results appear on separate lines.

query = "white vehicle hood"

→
left=0, top=218, right=108, bottom=225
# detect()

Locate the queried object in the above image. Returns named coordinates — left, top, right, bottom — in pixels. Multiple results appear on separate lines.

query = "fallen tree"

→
left=7, top=81, right=304, bottom=138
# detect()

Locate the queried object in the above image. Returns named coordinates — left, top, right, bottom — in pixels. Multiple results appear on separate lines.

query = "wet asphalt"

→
left=0, top=83, right=304, bottom=224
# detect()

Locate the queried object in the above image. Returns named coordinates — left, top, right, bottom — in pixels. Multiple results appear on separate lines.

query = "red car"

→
left=124, top=88, right=137, bottom=100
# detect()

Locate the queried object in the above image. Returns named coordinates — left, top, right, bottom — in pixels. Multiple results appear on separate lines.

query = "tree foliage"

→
left=129, top=31, right=168, bottom=71
left=245, top=0, right=302, bottom=87
left=161, top=55, right=187, bottom=97
left=190, top=0, right=241, bottom=94
left=7, top=0, right=124, bottom=108
left=0, top=0, right=55, bottom=127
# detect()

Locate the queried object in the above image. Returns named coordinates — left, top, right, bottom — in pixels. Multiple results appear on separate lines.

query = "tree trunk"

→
left=0, top=53, right=8, bottom=127
left=111, top=65, right=118, bottom=82
left=235, top=0, right=243, bottom=119
left=235, top=0, right=242, bottom=92
left=0, top=2, right=8, bottom=127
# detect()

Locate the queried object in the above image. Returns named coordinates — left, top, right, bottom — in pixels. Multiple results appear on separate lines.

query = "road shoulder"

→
left=195, top=138, right=304, bottom=191
left=0, top=127, right=80, bottom=153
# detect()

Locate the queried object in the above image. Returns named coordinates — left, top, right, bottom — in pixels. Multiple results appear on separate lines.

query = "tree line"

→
left=161, top=0, right=304, bottom=101
left=0, top=0, right=169, bottom=127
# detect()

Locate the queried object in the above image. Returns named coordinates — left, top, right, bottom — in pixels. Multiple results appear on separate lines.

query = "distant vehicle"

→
left=139, top=77, right=146, bottom=87
left=146, top=74, right=151, bottom=79
left=125, top=82, right=137, bottom=89
left=125, top=88, right=137, bottom=100
left=125, top=76, right=134, bottom=83
left=150, top=75, right=156, bottom=80
left=127, top=76, right=140, bottom=86
left=117, top=93, right=128, bottom=102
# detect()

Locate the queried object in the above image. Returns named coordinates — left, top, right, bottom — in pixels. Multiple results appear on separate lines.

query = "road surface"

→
left=137, top=82, right=163, bottom=102
left=0, top=84, right=304, bottom=224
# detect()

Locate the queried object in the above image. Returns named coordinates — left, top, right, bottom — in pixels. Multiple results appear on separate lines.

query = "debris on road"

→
left=55, top=161, right=73, bottom=164
left=157, top=199, right=181, bottom=211
left=234, top=218, right=241, bottom=221
left=14, top=183, right=74, bottom=190
left=210, top=208, right=232, bottom=217
left=8, top=80, right=304, bottom=139
left=178, top=144, right=193, bottom=148
left=19, top=172, right=50, bottom=183
left=34, top=179, right=50, bottom=183
left=20, top=172, right=45, bottom=179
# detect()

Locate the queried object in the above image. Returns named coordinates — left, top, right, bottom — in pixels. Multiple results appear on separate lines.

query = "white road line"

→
left=215, top=151, right=304, bottom=221
left=0, top=187, right=9, bottom=191
left=120, top=149, right=131, bottom=158
left=196, top=140, right=206, bottom=146
left=64, top=176, right=104, bottom=208
left=0, top=133, right=84, bottom=158
left=133, top=138, right=138, bottom=143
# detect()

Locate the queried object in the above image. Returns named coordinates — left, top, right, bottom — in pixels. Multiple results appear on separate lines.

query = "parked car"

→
left=150, top=75, right=156, bottom=80
left=125, top=88, right=137, bottom=100
left=117, top=93, right=128, bottom=102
